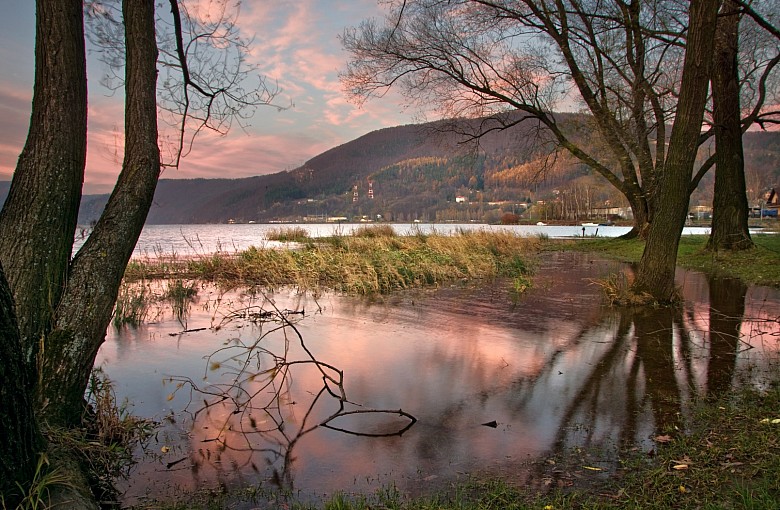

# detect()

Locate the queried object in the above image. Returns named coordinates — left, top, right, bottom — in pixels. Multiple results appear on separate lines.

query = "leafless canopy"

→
left=341, top=0, right=779, bottom=232
left=86, top=0, right=286, bottom=168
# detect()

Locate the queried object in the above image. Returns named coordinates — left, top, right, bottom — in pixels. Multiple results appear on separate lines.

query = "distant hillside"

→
left=2, top=117, right=779, bottom=225
left=0, top=181, right=9, bottom=206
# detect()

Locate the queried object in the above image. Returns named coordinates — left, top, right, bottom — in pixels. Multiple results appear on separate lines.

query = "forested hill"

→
left=2, top=120, right=779, bottom=224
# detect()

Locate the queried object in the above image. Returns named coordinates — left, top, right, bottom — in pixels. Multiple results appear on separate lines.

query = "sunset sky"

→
left=0, top=1, right=417, bottom=193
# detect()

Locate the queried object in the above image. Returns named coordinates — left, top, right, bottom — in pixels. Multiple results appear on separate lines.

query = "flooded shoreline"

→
left=96, top=252, right=780, bottom=505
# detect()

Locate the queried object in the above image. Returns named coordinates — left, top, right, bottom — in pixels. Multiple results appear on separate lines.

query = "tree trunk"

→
left=620, top=190, right=651, bottom=239
left=0, top=0, right=87, bottom=361
left=40, top=0, right=162, bottom=426
left=0, top=262, right=43, bottom=506
left=707, top=0, right=753, bottom=251
left=633, top=0, right=719, bottom=303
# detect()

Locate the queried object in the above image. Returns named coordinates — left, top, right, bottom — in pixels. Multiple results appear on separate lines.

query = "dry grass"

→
left=350, top=224, right=397, bottom=238
left=123, top=230, right=540, bottom=295
left=265, top=226, right=310, bottom=242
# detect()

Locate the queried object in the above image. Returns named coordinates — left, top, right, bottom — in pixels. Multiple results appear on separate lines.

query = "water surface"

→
left=97, top=252, right=780, bottom=504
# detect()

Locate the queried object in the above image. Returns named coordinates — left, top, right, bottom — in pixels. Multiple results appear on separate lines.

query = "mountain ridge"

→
left=1, top=117, right=778, bottom=224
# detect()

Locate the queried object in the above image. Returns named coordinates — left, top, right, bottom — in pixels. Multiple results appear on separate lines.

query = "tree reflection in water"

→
left=706, top=276, right=747, bottom=396
left=542, top=268, right=771, bottom=480
left=164, top=294, right=416, bottom=490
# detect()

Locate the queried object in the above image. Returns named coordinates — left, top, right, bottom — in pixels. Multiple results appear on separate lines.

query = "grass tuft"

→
left=1, top=454, right=74, bottom=510
left=351, top=224, right=396, bottom=238
left=266, top=226, right=310, bottom=242
left=163, top=279, right=198, bottom=324
left=112, top=282, right=151, bottom=328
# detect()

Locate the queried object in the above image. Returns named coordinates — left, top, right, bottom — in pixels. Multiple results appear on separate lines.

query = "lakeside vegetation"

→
left=123, top=227, right=539, bottom=295
left=112, top=228, right=780, bottom=510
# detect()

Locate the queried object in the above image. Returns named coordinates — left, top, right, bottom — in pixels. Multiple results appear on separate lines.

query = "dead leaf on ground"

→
left=671, top=455, right=692, bottom=470
left=654, top=434, right=673, bottom=443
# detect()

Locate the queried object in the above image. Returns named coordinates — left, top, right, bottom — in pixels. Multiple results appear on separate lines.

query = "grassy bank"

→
left=559, top=233, right=780, bottom=287
left=123, top=228, right=539, bottom=294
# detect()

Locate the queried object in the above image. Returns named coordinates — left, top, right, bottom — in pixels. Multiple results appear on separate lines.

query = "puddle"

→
left=95, top=252, right=780, bottom=504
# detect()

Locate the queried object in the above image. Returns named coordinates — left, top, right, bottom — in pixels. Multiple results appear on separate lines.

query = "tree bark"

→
left=620, top=189, right=651, bottom=239
left=0, top=262, right=43, bottom=506
left=0, top=0, right=87, bottom=361
left=707, top=0, right=753, bottom=251
left=40, top=0, right=161, bottom=426
left=633, top=0, right=720, bottom=303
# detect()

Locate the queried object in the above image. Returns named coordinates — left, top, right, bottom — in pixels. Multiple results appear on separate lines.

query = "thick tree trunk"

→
left=620, top=190, right=651, bottom=239
left=707, top=0, right=753, bottom=251
left=633, top=0, right=719, bottom=303
left=0, top=262, right=43, bottom=506
left=0, top=0, right=87, bottom=361
left=40, top=0, right=161, bottom=426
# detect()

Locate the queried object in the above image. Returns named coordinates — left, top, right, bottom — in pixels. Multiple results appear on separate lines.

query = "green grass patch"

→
left=560, top=234, right=780, bottom=287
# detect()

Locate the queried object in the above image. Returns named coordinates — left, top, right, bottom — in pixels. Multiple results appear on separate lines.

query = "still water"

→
left=96, top=247, right=780, bottom=505
left=74, top=222, right=725, bottom=258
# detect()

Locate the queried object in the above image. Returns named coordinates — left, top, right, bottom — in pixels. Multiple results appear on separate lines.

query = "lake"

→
left=75, top=222, right=725, bottom=258
left=94, top=232, right=780, bottom=505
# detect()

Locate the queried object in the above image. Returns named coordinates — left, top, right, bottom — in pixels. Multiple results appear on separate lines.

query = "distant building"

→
left=767, top=187, right=779, bottom=210
left=455, top=196, right=468, bottom=203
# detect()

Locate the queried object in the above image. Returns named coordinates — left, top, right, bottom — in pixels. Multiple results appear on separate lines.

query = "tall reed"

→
left=123, top=230, right=540, bottom=295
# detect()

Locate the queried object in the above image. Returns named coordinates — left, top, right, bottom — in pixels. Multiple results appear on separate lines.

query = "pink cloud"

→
left=168, top=128, right=333, bottom=180
left=1, top=1, right=421, bottom=195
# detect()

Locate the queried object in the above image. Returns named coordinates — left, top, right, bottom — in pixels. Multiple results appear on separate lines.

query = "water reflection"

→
left=706, top=276, right=747, bottom=396
left=97, top=253, right=779, bottom=504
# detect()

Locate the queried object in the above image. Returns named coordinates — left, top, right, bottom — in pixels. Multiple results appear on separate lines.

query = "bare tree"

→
left=708, top=0, right=754, bottom=251
left=0, top=0, right=279, bottom=504
left=632, top=0, right=719, bottom=301
left=0, top=0, right=87, bottom=363
left=87, top=0, right=285, bottom=169
left=0, top=262, right=43, bottom=506
left=341, top=0, right=720, bottom=302
left=341, top=0, right=698, bottom=239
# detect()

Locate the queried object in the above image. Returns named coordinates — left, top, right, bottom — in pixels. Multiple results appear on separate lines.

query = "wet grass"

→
left=560, top=233, right=780, bottom=287
left=112, top=282, right=152, bottom=328
left=123, top=230, right=540, bottom=295
left=130, top=384, right=780, bottom=509
left=265, top=226, right=311, bottom=242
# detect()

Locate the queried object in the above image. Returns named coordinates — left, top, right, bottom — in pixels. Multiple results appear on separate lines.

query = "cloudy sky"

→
left=0, top=1, right=417, bottom=193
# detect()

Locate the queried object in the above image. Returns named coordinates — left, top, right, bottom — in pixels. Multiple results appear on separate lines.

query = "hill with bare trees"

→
left=3, top=117, right=779, bottom=224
